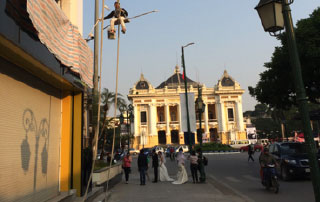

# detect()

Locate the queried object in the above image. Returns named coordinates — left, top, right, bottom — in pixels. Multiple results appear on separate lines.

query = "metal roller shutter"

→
left=0, top=68, right=61, bottom=202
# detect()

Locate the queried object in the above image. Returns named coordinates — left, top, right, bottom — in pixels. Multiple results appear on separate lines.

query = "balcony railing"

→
left=170, top=121, right=179, bottom=124
left=208, top=119, right=217, bottom=122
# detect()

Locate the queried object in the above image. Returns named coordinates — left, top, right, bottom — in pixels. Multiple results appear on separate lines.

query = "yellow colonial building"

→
left=128, top=66, right=246, bottom=149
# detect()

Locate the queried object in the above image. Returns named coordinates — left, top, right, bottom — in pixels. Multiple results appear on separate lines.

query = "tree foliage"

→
left=249, top=8, right=320, bottom=110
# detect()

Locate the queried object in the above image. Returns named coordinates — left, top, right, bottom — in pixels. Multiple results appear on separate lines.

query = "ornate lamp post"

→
left=255, top=0, right=320, bottom=201
left=119, top=104, right=134, bottom=152
left=195, top=85, right=206, bottom=182
left=195, top=86, right=205, bottom=149
left=181, top=42, right=195, bottom=153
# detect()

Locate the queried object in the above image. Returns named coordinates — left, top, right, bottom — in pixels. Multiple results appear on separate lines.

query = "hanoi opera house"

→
left=127, top=66, right=246, bottom=149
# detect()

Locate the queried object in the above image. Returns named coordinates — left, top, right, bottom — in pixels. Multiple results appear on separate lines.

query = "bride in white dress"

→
left=158, top=151, right=174, bottom=182
left=172, top=149, right=188, bottom=184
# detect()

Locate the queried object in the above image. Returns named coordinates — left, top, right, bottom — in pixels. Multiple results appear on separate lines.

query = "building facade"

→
left=0, top=0, right=92, bottom=201
left=128, top=66, right=246, bottom=149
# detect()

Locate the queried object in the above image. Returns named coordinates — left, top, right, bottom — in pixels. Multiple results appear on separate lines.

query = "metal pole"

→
left=181, top=46, right=192, bottom=153
left=127, top=110, right=130, bottom=150
left=282, top=1, right=320, bottom=201
left=92, top=0, right=99, bottom=132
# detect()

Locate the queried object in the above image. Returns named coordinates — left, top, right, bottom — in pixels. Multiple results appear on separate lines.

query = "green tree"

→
left=249, top=8, right=320, bottom=109
left=99, top=88, right=125, bottom=160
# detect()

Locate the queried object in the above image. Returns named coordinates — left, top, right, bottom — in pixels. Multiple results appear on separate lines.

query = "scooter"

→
left=262, top=164, right=279, bottom=194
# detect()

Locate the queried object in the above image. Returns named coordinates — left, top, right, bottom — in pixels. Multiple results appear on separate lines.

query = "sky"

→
left=83, top=0, right=320, bottom=112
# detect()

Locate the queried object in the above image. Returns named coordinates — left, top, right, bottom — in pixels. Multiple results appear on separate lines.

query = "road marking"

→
left=209, top=174, right=255, bottom=202
left=225, top=176, right=241, bottom=183
left=242, top=175, right=260, bottom=181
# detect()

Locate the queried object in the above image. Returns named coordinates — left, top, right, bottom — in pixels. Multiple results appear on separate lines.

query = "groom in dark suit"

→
left=152, top=149, right=159, bottom=183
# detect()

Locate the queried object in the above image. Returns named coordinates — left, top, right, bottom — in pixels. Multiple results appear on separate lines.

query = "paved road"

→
left=107, top=154, right=247, bottom=202
left=206, top=152, right=314, bottom=202
left=107, top=152, right=315, bottom=202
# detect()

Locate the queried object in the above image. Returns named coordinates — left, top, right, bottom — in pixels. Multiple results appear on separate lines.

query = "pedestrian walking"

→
left=188, top=151, right=199, bottom=183
left=138, top=149, right=148, bottom=185
left=170, top=147, right=175, bottom=161
left=122, top=153, right=132, bottom=184
left=145, top=153, right=150, bottom=181
left=152, top=149, right=159, bottom=183
left=197, top=149, right=207, bottom=183
left=248, top=144, right=255, bottom=162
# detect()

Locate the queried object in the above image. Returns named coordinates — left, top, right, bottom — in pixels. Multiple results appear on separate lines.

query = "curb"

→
left=203, top=151, right=240, bottom=155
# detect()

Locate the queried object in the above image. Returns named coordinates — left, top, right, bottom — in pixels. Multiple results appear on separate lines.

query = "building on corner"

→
left=128, top=65, right=247, bottom=149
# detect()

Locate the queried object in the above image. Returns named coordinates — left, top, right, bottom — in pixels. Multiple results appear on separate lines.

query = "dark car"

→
left=143, top=148, right=152, bottom=156
left=268, top=142, right=320, bottom=180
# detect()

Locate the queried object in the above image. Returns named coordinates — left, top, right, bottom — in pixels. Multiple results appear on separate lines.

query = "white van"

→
left=175, top=145, right=189, bottom=153
left=257, top=139, right=269, bottom=146
left=153, top=146, right=164, bottom=153
left=230, top=140, right=250, bottom=149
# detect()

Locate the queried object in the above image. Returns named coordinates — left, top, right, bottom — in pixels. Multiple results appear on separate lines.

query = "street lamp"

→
left=119, top=104, right=134, bottom=152
left=181, top=42, right=195, bottom=153
left=195, top=85, right=206, bottom=182
left=255, top=0, right=284, bottom=35
left=195, top=86, right=205, bottom=149
left=255, top=0, right=320, bottom=201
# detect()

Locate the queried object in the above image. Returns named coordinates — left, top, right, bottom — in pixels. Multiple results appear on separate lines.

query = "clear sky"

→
left=83, top=0, right=320, bottom=112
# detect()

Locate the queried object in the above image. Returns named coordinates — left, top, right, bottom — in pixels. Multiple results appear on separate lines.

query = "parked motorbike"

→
left=262, top=164, right=279, bottom=194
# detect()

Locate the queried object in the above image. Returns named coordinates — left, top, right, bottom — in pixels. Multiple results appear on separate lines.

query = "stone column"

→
left=204, top=103, right=209, bottom=134
left=134, top=104, right=139, bottom=136
left=165, top=104, right=170, bottom=135
left=217, top=100, right=226, bottom=132
left=178, top=104, right=183, bottom=134
left=149, top=103, right=157, bottom=136
left=235, top=101, right=244, bottom=132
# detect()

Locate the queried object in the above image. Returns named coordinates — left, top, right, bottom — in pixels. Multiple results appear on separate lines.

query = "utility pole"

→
left=181, top=43, right=194, bottom=153
left=92, top=0, right=99, bottom=144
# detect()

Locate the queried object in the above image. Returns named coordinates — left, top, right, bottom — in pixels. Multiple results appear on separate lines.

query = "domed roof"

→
left=135, top=73, right=151, bottom=90
left=156, top=65, right=198, bottom=89
left=219, top=70, right=235, bottom=86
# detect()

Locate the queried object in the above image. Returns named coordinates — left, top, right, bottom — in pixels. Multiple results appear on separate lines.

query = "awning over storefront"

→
left=5, top=0, right=93, bottom=88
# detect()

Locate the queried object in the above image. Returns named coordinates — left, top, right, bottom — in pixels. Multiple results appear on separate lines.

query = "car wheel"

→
left=281, top=166, right=290, bottom=181
left=240, top=149, right=244, bottom=152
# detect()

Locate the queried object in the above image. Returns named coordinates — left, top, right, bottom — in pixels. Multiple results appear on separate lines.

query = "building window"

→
left=170, top=106, right=178, bottom=122
left=157, top=107, right=165, bottom=123
left=227, top=108, right=234, bottom=122
left=141, top=111, right=147, bottom=125
left=208, top=104, right=216, bottom=121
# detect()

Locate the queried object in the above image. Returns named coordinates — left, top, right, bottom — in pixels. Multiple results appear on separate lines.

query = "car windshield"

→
left=281, top=143, right=307, bottom=155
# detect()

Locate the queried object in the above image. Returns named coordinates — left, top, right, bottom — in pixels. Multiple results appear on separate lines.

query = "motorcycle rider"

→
left=259, top=147, right=277, bottom=185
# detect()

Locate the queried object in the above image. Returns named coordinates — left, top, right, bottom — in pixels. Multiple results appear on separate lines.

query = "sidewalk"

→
left=103, top=156, right=249, bottom=202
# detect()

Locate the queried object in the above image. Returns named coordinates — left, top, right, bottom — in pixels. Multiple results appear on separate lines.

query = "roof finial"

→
left=175, top=65, right=180, bottom=74
left=223, top=69, right=228, bottom=77
left=140, top=73, right=145, bottom=81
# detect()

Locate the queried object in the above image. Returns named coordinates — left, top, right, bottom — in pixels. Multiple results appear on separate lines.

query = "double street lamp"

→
left=255, top=0, right=320, bottom=201
left=195, top=85, right=206, bottom=182
left=195, top=86, right=205, bottom=149
left=119, top=104, right=134, bottom=152
left=181, top=42, right=195, bottom=153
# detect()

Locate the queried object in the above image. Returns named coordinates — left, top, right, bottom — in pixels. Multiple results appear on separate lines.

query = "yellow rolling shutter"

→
left=0, top=70, right=61, bottom=202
